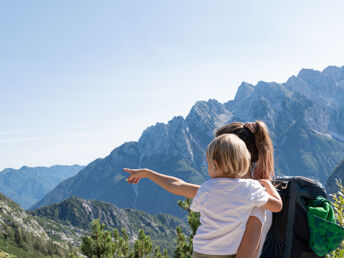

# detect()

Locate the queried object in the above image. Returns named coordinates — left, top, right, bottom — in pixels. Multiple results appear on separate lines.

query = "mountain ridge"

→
left=28, top=195, right=189, bottom=253
left=32, top=65, right=344, bottom=217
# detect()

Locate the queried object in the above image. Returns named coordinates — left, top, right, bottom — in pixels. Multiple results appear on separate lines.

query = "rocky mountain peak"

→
left=323, top=65, right=344, bottom=82
left=285, top=75, right=309, bottom=90
left=138, top=116, right=191, bottom=158
left=297, top=68, right=337, bottom=97
left=185, top=99, right=232, bottom=149
left=254, top=81, right=288, bottom=100
left=186, top=99, right=231, bottom=126
left=234, top=82, right=255, bottom=102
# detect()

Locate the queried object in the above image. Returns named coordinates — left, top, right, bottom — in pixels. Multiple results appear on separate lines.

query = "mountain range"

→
left=31, top=65, right=344, bottom=217
left=0, top=165, right=84, bottom=209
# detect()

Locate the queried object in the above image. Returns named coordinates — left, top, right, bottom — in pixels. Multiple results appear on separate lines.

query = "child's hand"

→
left=258, top=179, right=283, bottom=213
left=123, top=168, right=151, bottom=184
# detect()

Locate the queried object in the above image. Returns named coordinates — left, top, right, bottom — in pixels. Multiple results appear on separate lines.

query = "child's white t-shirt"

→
left=190, top=178, right=269, bottom=256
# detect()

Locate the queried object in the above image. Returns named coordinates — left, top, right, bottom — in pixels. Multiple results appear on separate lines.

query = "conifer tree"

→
left=173, top=198, right=200, bottom=258
left=81, top=219, right=169, bottom=257
left=133, top=229, right=153, bottom=257
left=113, top=228, right=132, bottom=257
left=153, top=246, right=169, bottom=258
left=81, top=219, right=115, bottom=258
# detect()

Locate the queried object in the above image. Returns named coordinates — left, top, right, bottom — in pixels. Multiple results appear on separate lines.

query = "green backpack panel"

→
left=261, top=176, right=344, bottom=258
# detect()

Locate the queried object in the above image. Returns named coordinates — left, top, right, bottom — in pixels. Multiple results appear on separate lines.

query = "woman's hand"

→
left=123, top=168, right=152, bottom=184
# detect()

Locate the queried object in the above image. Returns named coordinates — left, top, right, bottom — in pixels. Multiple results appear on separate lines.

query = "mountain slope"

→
left=28, top=196, right=189, bottom=253
left=0, top=192, right=75, bottom=257
left=0, top=165, right=84, bottom=209
left=32, top=65, right=344, bottom=217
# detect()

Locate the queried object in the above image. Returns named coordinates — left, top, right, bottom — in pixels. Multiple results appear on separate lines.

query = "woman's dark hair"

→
left=215, top=121, right=274, bottom=180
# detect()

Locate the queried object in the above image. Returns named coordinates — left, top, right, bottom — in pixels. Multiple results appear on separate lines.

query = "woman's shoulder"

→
left=199, top=178, right=235, bottom=191
left=236, top=178, right=261, bottom=186
left=201, top=178, right=261, bottom=191
left=235, top=178, right=266, bottom=194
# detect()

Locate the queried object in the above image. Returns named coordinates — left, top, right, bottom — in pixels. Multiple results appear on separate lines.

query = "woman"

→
left=124, top=121, right=275, bottom=258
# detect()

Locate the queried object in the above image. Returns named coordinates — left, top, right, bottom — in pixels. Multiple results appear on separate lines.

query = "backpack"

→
left=261, top=176, right=327, bottom=258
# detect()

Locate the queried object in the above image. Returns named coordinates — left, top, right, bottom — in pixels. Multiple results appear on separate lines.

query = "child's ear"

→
left=213, top=160, right=219, bottom=171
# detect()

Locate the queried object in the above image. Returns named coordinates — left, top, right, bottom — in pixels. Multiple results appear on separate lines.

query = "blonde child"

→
left=125, top=133, right=282, bottom=257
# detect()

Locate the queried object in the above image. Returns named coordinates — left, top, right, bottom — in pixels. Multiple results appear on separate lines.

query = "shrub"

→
left=327, top=180, right=344, bottom=258
left=80, top=219, right=168, bottom=257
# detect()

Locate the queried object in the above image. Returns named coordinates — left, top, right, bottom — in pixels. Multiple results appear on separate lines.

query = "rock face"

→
left=0, top=193, right=48, bottom=239
left=0, top=165, right=84, bottom=209
left=32, top=65, right=344, bottom=217
left=326, top=158, right=344, bottom=194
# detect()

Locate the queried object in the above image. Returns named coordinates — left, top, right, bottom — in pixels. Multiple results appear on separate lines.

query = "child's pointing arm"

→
left=123, top=168, right=200, bottom=199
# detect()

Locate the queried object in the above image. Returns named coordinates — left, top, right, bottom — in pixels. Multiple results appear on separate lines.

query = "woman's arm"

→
left=259, top=179, right=283, bottom=213
left=123, top=168, right=200, bottom=199
left=235, top=216, right=262, bottom=258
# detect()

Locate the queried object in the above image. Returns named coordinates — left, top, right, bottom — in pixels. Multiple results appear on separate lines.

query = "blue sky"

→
left=1, top=0, right=344, bottom=170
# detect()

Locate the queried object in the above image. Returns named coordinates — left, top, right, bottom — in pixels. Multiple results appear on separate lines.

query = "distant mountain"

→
left=326, top=158, right=344, bottom=194
left=32, top=65, right=344, bottom=217
left=28, top=196, right=189, bottom=253
left=0, top=165, right=84, bottom=209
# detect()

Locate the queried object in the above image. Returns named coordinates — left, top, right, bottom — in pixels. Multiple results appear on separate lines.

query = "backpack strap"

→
left=282, top=180, right=299, bottom=258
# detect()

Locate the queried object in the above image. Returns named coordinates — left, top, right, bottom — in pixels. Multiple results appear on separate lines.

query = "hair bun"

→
left=244, top=122, right=257, bottom=134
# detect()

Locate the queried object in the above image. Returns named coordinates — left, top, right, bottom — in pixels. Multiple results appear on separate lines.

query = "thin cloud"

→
left=0, top=128, right=42, bottom=136
left=0, top=131, right=118, bottom=144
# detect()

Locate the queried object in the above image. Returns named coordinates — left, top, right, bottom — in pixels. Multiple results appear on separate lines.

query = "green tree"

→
left=153, top=246, right=169, bottom=258
left=81, top=219, right=167, bottom=258
left=113, top=228, right=131, bottom=257
left=133, top=229, right=153, bottom=258
left=173, top=199, right=200, bottom=258
left=81, top=219, right=115, bottom=258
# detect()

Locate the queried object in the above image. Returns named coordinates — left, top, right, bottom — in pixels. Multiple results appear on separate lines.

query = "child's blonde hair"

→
left=206, top=134, right=251, bottom=178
